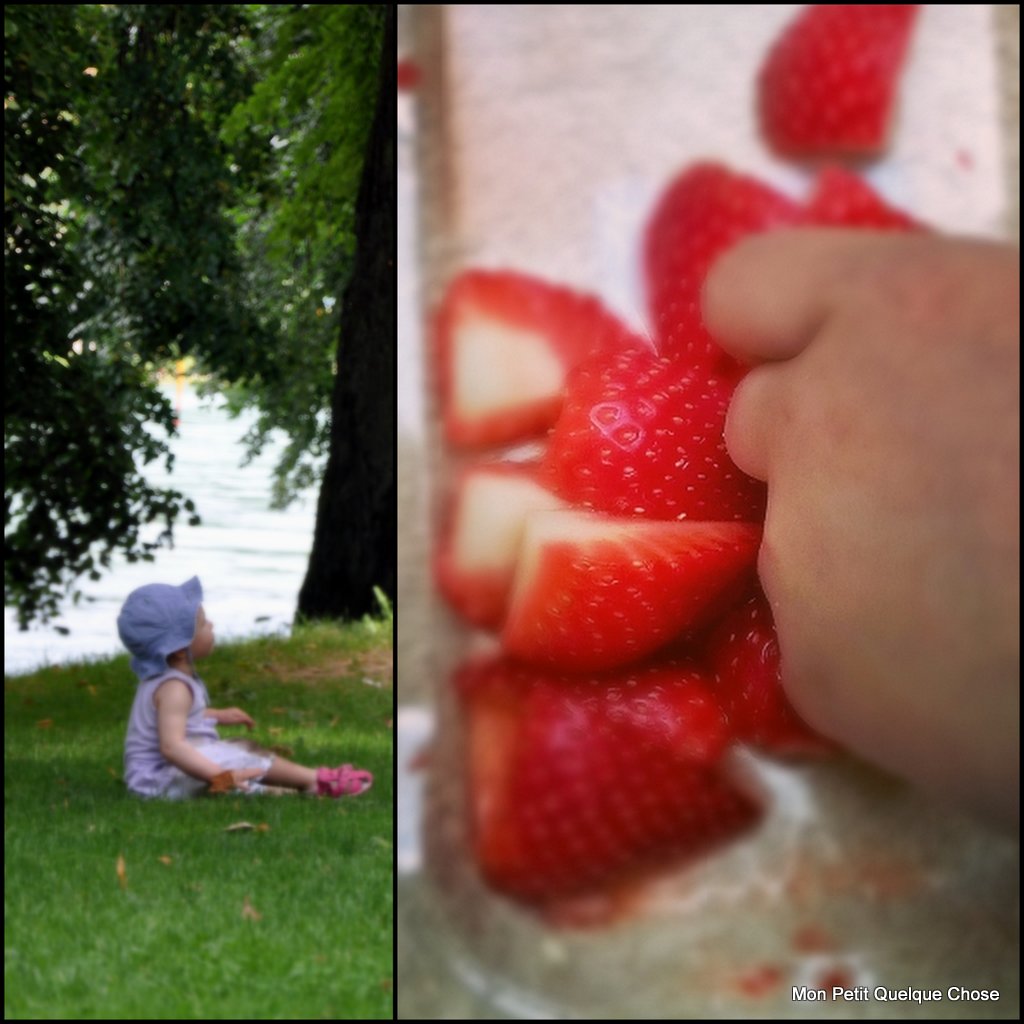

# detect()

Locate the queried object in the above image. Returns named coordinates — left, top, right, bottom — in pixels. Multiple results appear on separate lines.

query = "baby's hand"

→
left=214, top=707, right=255, bottom=730
left=704, top=231, right=1019, bottom=827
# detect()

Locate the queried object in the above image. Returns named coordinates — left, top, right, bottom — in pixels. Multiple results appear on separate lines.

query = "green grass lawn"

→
left=4, top=618, right=394, bottom=1020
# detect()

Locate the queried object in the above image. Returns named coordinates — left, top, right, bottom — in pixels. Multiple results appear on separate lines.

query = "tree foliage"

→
left=74, top=5, right=265, bottom=368
left=5, top=4, right=386, bottom=626
left=214, top=3, right=385, bottom=506
left=5, top=5, right=198, bottom=627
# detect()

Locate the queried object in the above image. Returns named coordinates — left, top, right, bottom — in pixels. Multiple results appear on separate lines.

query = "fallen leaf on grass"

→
left=224, top=822, right=271, bottom=833
left=242, top=896, right=262, bottom=921
left=158, top=856, right=174, bottom=866
left=116, top=854, right=127, bottom=890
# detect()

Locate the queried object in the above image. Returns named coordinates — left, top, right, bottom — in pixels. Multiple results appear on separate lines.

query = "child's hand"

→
left=704, top=230, right=1019, bottom=827
left=211, top=707, right=255, bottom=730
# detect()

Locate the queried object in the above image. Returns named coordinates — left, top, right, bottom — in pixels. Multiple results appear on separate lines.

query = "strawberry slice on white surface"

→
left=757, top=4, right=921, bottom=158
left=434, top=462, right=569, bottom=630
left=502, top=509, right=761, bottom=672
left=456, top=652, right=763, bottom=908
left=434, top=269, right=651, bottom=449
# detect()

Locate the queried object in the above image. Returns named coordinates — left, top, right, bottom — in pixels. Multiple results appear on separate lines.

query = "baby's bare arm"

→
left=155, top=680, right=237, bottom=785
left=203, top=706, right=255, bottom=729
left=704, top=230, right=1019, bottom=827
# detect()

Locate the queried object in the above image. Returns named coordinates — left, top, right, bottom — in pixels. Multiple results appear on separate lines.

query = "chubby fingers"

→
left=702, top=228, right=899, bottom=365
left=228, top=707, right=255, bottom=728
left=703, top=229, right=907, bottom=479
left=721, top=364, right=788, bottom=482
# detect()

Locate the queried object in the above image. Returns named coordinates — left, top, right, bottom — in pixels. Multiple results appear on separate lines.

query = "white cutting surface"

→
left=434, top=5, right=1006, bottom=331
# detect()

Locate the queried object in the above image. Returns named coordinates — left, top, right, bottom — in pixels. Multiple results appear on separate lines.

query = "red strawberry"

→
left=456, top=653, right=763, bottom=906
left=804, top=166, right=921, bottom=230
left=644, top=162, right=801, bottom=375
left=434, top=462, right=568, bottom=630
left=397, top=57, right=422, bottom=92
left=540, top=347, right=766, bottom=523
left=503, top=509, right=760, bottom=672
left=434, top=270, right=651, bottom=449
left=705, top=587, right=830, bottom=756
left=758, top=5, right=921, bottom=158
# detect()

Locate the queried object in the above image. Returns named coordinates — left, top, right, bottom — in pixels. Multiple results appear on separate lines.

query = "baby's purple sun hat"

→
left=117, top=576, right=203, bottom=681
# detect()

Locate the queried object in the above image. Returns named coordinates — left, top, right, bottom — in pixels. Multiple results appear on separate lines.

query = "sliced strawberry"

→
left=434, top=270, right=650, bottom=449
left=502, top=510, right=760, bottom=672
left=758, top=5, right=921, bottom=158
left=540, top=347, right=766, bottom=523
left=643, top=162, right=801, bottom=375
left=804, top=166, right=921, bottom=230
left=397, top=57, right=422, bottom=92
left=456, top=653, right=763, bottom=906
left=705, top=587, right=831, bottom=757
left=434, top=462, right=569, bottom=630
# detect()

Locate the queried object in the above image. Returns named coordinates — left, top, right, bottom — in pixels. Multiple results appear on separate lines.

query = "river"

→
left=4, top=382, right=319, bottom=676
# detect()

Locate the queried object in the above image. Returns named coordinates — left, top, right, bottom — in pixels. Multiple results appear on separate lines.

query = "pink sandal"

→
left=316, top=764, right=373, bottom=798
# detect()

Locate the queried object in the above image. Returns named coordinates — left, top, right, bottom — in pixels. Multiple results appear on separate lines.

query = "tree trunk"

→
left=297, top=8, right=395, bottom=620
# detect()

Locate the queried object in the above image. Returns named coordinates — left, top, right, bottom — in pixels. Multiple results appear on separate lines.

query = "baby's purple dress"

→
left=118, top=577, right=273, bottom=799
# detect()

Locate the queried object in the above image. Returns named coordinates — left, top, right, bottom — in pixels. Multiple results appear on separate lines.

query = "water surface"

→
left=4, top=383, right=318, bottom=676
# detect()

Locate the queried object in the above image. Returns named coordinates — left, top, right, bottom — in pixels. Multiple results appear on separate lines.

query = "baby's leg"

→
left=257, top=755, right=372, bottom=797
left=261, top=756, right=318, bottom=794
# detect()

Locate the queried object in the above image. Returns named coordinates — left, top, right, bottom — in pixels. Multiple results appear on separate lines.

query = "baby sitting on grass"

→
left=118, top=576, right=372, bottom=799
